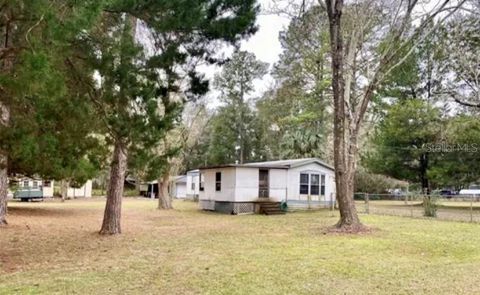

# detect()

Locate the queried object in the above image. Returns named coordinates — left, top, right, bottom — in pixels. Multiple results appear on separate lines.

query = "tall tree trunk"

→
left=60, top=180, right=69, bottom=202
left=239, top=143, right=244, bottom=164
left=420, top=153, right=430, bottom=195
left=0, top=102, right=9, bottom=226
left=0, top=17, right=13, bottom=226
left=158, top=172, right=172, bottom=209
left=100, top=140, right=127, bottom=235
left=0, top=111, right=8, bottom=225
left=325, top=0, right=363, bottom=231
left=135, top=172, right=141, bottom=195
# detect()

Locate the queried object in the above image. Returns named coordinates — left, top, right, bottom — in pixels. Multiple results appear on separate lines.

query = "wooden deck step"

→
left=259, top=202, right=285, bottom=215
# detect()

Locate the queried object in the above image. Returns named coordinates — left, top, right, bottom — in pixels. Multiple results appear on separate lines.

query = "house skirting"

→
left=186, top=193, right=199, bottom=201
left=199, top=201, right=255, bottom=215
left=286, top=200, right=334, bottom=211
left=200, top=199, right=335, bottom=214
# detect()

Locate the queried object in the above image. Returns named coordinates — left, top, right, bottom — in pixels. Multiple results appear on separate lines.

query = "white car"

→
left=458, top=189, right=480, bottom=197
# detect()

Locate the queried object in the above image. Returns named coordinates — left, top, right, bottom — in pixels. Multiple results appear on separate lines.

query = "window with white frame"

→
left=299, top=173, right=325, bottom=196
left=23, top=180, right=29, bottom=187
left=321, top=175, right=326, bottom=196
left=32, top=181, right=38, bottom=188
left=310, top=174, right=320, bottom=195
left=299, top=173, right=309, bottom=194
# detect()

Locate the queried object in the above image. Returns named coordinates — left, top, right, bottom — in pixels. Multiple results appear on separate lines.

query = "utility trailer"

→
left=14, top=186, right=44, bottom=201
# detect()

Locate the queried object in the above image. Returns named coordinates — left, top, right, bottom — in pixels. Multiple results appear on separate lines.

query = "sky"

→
left=202, top=0, right=292, bottom=107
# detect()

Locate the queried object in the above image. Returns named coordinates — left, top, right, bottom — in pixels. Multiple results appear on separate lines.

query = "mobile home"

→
left=198, top=158, right=336, bottom=214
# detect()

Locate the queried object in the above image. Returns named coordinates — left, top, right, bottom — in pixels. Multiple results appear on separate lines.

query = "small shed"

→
left=198, top=158, right=336, bottom=214
left=67, top=180, right=92, bottom=198
left=139, top=176, right=188, bottom=199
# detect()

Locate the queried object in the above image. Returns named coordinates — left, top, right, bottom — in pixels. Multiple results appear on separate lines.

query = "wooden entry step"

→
left=258, top=202, right=285, bottom=215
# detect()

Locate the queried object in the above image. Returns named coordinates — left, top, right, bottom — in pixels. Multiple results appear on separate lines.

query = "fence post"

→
left=470, top=197, right=473, bottom=223
left=365, top=193, right=369, bottom=214
left=330, top=193, right=335, bottom=216
left=410, top=194, right=414, bottom=218
left=308, top=194, right=311, bottom=210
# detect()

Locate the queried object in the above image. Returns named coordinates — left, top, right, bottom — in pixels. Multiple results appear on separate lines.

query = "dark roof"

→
left=199, top=158, right=334, bottom=171
left=186, top=169, right=199, bottom=175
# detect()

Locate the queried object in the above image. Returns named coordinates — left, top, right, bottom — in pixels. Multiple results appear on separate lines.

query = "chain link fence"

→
left=355, top=193, right=480, bottom=223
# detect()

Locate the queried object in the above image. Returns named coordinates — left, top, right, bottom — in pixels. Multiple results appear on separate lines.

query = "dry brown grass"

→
left=2, top=198, right=480, bottom=294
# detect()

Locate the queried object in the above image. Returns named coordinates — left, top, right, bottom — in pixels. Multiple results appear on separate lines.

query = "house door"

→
left=259, top=169, right=269, bottom=198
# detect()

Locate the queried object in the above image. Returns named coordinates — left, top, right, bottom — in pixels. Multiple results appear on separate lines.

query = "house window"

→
left=321, top=175, right=326, bottom=196
left=43, top=180, right=51, bottom=187
left=32, top=181, right=38, bottom=188
left=191, top=182, right=195, bottom=191
left=215, top=172, right=221, bottom=191
left=199, top=173, right=204, bottom=191
left=310, top=174, right=320, bottom=195
left=299, top=173, right=309, bottom=194
left=23, top=180, right=29, bottom=187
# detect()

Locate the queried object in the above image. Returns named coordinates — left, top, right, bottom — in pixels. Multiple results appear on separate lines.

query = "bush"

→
left=355, top=168, right=408, bottom=194
left=423, top=196, right=438, bottom=217
left=124, top=189, right=140, bottom=197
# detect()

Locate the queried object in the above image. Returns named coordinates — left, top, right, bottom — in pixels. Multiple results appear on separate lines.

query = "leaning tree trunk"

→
left=158, top=172, right=172, bottom=209
left=100, top=141, right=127, bottom=235
left=326, top=0, right=362, bottom=231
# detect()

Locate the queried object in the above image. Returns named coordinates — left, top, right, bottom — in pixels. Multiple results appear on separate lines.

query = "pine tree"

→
left=209, top=51, right=268, bottom=164
left=74, top=1, right=259, bottom=234
left=0, top=1, right=104, bottom=225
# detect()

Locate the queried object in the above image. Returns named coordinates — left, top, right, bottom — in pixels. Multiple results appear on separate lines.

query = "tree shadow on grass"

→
left=7, top=206, right=80, bottom=218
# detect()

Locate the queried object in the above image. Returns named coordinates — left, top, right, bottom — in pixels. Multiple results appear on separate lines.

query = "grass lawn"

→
left=2, top=199, right=480, bottom=294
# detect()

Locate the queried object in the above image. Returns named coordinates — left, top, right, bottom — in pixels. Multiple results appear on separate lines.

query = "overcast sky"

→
left=202, top=0, right=292, bottom=107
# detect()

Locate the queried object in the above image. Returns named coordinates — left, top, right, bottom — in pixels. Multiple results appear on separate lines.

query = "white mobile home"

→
left=198, top=158, right=336, bottom=214
left=67, top=180, right=92, bottom=198
left=172, top=175, right=187, bottom=199
left=186, top=169, right=200, bottom=200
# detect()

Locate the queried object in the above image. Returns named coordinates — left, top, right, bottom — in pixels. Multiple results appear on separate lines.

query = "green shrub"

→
left=355, top=168, right=409, bottom=194
left=124, top=189, right=140, bottom=197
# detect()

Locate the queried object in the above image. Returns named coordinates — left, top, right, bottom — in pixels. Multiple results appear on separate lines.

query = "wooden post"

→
left=365, top=193, right=369, bottom=214
left=410, top=194, right=414, bottom=218
left=470, top=197, right=473, bottom=223
left=330, top=193, right=335, bottom=217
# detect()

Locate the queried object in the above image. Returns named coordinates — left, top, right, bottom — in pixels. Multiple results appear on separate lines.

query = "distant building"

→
left=14, top=177, right=54, bottom=200
left=139, top=176, right=188, bottom=199
left=186, top=169, right=200, bottom=200
left=172, top=176, right=187, bottom=199
left=67, top=180, right=92, bottom=198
